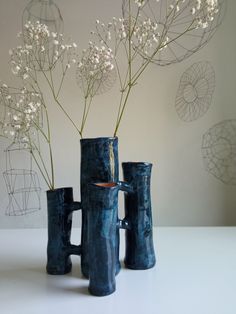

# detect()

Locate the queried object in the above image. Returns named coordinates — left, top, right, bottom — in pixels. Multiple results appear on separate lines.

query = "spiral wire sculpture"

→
left=202, top=120, right=236, bottom=185
left=175, top=61, right=215, bottom=122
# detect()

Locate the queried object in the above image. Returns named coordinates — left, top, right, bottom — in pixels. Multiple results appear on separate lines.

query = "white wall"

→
left=0, top=0, right=235, bottom=228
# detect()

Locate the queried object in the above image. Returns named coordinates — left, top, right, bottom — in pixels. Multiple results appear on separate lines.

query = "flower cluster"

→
left=92, top=16, right=168, bottom=61
left=0, top=84, right=42, bottom=142
left=192, top=0, right=219, bottom=29
left=9, top=21, right=78, bottom=76
left=134, top=0, right=146, bottom=7
left=92, top=18, right=128, bottom=47
left=132, top=18, right=168, bottom=55
left=129, top=0, right=219, bottom=30
left=76, top=41, right=115, bottom=97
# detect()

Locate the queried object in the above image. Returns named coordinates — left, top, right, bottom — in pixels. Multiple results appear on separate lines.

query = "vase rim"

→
left=80, top=136, right=118, bottom=143
left=122, top=162, right=152, bottom=166
left=47, top=187, right=73, bottom=193
left=91, top=182, right=119, bottom=190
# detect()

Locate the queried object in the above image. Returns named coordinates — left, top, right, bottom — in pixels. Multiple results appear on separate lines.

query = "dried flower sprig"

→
left=0, top=83, right=55, bottom=189
left=9, top=21, right=81, bottom=138
left=76, top=41, right=116, bottom=135
left=0, top=84, right=41, bottom=139
left=1, top=21, right=82, bottom=189
left=10, top=21, right=77, bottom=74
left=91, top=0, right=220, bottom=136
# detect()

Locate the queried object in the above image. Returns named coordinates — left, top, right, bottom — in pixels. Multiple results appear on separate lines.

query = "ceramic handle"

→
left=67, top=244, right=82, bottom=256
left=117, top=218, right=130, bottom=230
left=46, top=187, right=81, bottom=275
left=117, top=181, right=133, bottom=193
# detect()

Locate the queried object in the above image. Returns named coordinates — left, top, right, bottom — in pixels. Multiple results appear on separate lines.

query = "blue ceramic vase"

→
left=122, top=162, right=156, bottom=270
left=87, top=182, right=119, bottom=296
left=46, top=187, right=81, bottom=275
left=80, top=137, right=120, bottom=278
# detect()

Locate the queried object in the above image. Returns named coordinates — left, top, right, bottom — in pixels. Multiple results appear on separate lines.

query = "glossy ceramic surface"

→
left=46, top=187, right=81, bottom=275
left=122, top=162, right=156, bottom=270
left=87, top=183, right=119, bottom=296
left=80, top=137, right=120, bottom=278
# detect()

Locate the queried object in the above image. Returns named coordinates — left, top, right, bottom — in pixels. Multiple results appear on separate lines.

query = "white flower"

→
left=134, top=0, right=145, bottom=8
left=76, top=41, right=116, bottom=96
left=0, top=86, right=43, bottom=141
left=9, top=21, right=78, bottom=73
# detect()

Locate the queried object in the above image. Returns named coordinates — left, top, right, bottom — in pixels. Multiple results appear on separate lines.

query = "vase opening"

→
left=95, top=182, right=117, bottom=188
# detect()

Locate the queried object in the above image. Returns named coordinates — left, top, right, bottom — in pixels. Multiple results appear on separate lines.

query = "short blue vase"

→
left=46, top=187, right=81, bottom=275
left=122, top=162, right=156, bottom=270
left=80, top=137, right=120, bottom=278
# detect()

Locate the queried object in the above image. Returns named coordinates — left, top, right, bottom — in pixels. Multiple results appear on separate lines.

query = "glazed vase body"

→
left=80, top=137, right=120, bottom=278
left=46, top=187, right=81, bottom=275
left=122, top=162, right=156, bottom=270
left=87, top=183, right=119, bottom=296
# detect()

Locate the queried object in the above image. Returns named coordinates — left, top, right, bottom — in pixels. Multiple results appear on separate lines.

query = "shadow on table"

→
left=0, top=263, right=91, bottom=297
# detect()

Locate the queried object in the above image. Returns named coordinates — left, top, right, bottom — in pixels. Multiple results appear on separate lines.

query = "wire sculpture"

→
left=22, top=0, right=64, bottom=71
left=3, top=141, right=41, bottom=216
left=122, top=0, right=226, bottom=66
left=22, top=0, right=64, bottom=35
left=202, top=120, right=236, bottom=185
left=175, top=61, right=215, bottom=122
left=0, top=85, right=43, bottom=215
left=76, top=67, right=117, bottom=97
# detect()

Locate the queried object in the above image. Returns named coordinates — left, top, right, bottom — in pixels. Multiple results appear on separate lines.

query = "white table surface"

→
left=0, top=227, right=236, bottom=314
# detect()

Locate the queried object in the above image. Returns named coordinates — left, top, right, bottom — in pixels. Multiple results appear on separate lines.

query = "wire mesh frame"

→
left=3, top=142, right=41, bottom=216
left=122, top=0, right=227, bottom=66
left=22, top=0, right=64, bottom=71
left=202, top=119, right=236, bottom=185
left=175, top=61, right=215, bottom=122
left=76, top=67, right=117, bottom=97
left=22, top=0, right=64, bottom=35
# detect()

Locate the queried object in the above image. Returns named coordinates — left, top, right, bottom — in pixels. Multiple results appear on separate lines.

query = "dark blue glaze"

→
left=87, top=183, right=119, bottom=296
left=122, top=162, right=156, bottom=270
left=46, top=187, right=81, bottom=275
left=80, top=137, right=120, bottom=278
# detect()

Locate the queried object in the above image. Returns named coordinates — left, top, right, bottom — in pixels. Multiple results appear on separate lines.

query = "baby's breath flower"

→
left=0, top=85, right=42, bottom=141
left=76, top=41, right=116, bottom=97
left=9, top=21, right=78, bottom=73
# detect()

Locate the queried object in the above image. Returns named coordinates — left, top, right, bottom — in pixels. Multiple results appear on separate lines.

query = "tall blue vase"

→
left=80, top=137, right=120, bottom=278
left=87, top=182, right=119, bottom=296
left=46, top=187, right=81, bottom=275
left=122, top=162, right=156, bottom=270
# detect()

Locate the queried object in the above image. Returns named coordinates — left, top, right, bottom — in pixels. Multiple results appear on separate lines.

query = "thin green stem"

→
left=80, top=96, right=93, bottom=137
left=114, top=84, right=132, bottom=137
left=53, top=93, right=82, bottom=137
left=29, top=136, right=53, bottom=189
left=30, top=141, right=52, bottom=185
left=31, top=150, right=53, bottom=190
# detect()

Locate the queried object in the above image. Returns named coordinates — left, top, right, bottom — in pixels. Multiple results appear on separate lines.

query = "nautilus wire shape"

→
left=22, top=0, right=64, bottom=35
left=122, top=0, right=226, bottom=66
left=202, top=120, right=236, bottom=185
left=175, top=61, right=215, bottom=122
left=3, top=142, right=41, bottom=216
